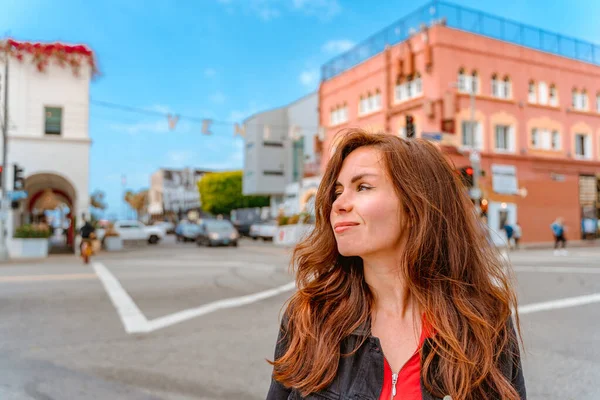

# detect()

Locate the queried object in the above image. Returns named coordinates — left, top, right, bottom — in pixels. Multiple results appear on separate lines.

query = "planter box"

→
left=274, top=224, right=314, bottom=247
left=103, top=236, right=123, bottom=251
left=8, top=238, right=49, bottom=259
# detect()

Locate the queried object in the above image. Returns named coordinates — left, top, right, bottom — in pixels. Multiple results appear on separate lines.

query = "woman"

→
left=267, top=129, right=525, bottom=400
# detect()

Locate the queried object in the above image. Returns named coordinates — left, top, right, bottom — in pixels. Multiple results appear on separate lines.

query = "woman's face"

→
left=330, top=147, right=406, bottom=258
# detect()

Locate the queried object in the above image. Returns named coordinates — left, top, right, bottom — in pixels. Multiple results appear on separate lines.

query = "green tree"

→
left=197, top=170, right=270, bottom=216
left=90, top=190, right=107, bottom=210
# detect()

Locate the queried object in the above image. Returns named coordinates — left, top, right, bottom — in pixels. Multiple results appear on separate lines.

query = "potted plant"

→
left=9, top=223, right=51, bottom=259
left=102, top=224, right=123, bottom=251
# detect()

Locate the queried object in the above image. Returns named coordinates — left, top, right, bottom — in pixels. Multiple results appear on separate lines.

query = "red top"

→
left=378, top=317, right=433, bottom=400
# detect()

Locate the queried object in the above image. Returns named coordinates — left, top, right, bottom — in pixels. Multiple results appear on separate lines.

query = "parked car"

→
left=153, top=221, right=175, bottom=234
left=175, top=221, right=202, bottom=242
left=196, top=219, right=239, bottom=247
left=96, top=220, right=165, bottom=244
left=249, top=220, right=277, bottom=241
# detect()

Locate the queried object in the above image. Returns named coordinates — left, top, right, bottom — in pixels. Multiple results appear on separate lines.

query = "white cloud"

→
left=299, top=68, right=319, bottom=88
left=210, top=91, right=227, bottom=105
left=292, top=0, right=341, bottom=19
left=322, top=39, right=355, bottom=54
left=215, top=0, right=340, bottom=21
left=204, top=68, right=216, bottom=77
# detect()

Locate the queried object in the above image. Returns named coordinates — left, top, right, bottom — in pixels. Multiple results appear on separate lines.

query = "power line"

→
left=90, top=99, right=322, bottom=131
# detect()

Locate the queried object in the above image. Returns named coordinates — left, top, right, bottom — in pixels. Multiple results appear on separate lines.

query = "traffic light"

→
left=406, top=115, right=415, bottom=138
left=13, top=164, right=24, bottom=191
left=459, top=166, right=474, bottom=188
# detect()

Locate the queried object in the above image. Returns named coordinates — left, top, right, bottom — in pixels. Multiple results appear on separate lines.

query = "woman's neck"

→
left=363, top=252, right=415, bottom=318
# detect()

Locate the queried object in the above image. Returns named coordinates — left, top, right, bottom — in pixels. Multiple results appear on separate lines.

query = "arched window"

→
left=458, top=68, right=466, bottom=92
left=503, top=76, right=511, bottom=99
left=359, top=95, right=366, bottom=115
left=581, top=89, right=589, bottom=110
left=538, top=81, right=548, bottom=105
left=471, top=70, right=479, bottom=94
left=572, top=88, right=579, bottom=109
left=491, top=74, right=499, bottom=97
left=528, top=80, right=537, bottom=103
left=414, top=72, right=422, bottom=95
left=374, top=90, right=382, bottom=110
left=549, top=84, right=558, bottom=106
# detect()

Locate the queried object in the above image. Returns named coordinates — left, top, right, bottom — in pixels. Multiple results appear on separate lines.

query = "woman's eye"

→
left=357, top=184, right=371, bottom=192
left=334, top=191, right=342, bottom=198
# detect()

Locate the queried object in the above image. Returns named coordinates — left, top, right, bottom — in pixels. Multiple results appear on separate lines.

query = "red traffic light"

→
left=465, top=167, right=473, bottom=175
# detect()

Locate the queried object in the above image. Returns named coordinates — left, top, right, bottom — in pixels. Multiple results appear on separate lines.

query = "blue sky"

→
left=2, top=0, right=598, bottom=218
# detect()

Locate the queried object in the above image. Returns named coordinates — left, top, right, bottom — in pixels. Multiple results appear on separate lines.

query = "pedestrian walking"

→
left=267, top=129, right=525, bottom=400
left=513, top=221, right=522, bottom=249
left=551, top=217, right=567, bottom=256
left=503, top=223, right=514, bottom=250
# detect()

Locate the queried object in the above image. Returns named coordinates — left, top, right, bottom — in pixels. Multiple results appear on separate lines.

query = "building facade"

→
left=319, top=2, right=600, bottom=244
left=1, top=40, right=95, bottom=253
left=243, top=92, right=321, bottom=216
left=148, top=168, right=210, bottom=220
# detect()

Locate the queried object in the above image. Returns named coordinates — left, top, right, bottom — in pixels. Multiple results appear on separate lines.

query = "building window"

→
left=531, top=128, right=539, bottom=148
left=551, top=130, right=561, bottom=150
left=531, top=128, right=553, bottom=150
left=575, top=133, right=590, bottom=158
left=491, top=74, right=511, bottom=99
left=491, top=74, right=499, bottom=97
left=45, top=107, right=63, bottom=135
left=572, top=89, right=588, bottom=111
left=538, top=81, right=548, bottom=105
left=461, top=121, right=480, bottom=148
left=549, top=85, right=558, bottom=106
left=503, top=76, right=511, bottom=99
left=471, top=71, right=479, bottom=94
left=330, top=104, right=348, bottom=126
left=458, top=69, right=478, bottom=94
left=495, top=125, right=513, bottom=152
left=395, top=74, right=422, bottom=103
left=263, top=141, right=284, bottom=147
left=528, top=81, right=536, bottom=103
left=263, top=170, right=284, bottom=176
left=359, top=91, right=382, bottom=115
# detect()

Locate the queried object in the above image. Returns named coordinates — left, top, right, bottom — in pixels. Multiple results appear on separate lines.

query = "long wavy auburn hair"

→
left=270, top=129, right=522, bottom=399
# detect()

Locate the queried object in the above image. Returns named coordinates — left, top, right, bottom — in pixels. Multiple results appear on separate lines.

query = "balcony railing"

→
left=321, top=0, right=600, bottom=81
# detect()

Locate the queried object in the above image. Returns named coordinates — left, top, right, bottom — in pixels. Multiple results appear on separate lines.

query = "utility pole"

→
left=468, top=87, right=482, bottom=217
left=0, top=52, right=9, bottom=260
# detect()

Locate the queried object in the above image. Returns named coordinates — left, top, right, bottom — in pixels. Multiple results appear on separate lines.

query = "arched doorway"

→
left=24, top=173, right=78, bottom=253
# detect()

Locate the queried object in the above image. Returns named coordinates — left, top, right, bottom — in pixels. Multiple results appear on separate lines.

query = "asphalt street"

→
left=0, top=236, right=599, bottom=399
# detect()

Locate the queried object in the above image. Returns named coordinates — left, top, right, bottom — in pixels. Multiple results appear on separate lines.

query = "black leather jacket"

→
left=266, top=317, right=526, bottom=400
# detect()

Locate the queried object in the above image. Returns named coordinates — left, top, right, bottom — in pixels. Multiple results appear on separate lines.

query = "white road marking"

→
left=514, top=266, right=600, bottom=274
left=518, top=293, right=600, bottom=315
left=146, top=281, right=295, bottom=332
left=93, top=262, right=295, bottom=334
left=93, top=263, right=150, bottom=333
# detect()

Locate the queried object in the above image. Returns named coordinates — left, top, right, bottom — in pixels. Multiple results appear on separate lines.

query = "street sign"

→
left=7, top=190, right=28, bottom=201
left=422, top=132, right=442, bottom=142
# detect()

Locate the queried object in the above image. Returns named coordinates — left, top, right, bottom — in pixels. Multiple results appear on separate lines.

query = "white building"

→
left=242, top=92, right=321, bottom=216
left=148, top=168, right=210, bottom=219
left=1, top=40, right=95, bottom=253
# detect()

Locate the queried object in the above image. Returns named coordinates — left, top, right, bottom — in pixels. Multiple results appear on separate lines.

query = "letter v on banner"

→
left=234, top=123, right=246, bottom=138
left=167, top=114, right=180, bottom=130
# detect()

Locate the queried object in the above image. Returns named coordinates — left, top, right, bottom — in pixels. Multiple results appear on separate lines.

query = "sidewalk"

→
left=516, top=239, right=600, bottom=251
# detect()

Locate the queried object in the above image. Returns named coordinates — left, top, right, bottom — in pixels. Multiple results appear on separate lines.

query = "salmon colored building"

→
left=318, top=2, right=600, bottom=245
